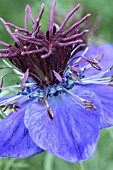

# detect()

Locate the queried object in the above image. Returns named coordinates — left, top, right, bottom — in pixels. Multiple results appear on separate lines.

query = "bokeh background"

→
left=0, top=0, right=113, bottom=170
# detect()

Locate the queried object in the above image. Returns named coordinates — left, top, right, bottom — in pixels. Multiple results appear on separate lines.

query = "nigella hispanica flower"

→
left=0, top=0, right=113, bottom=163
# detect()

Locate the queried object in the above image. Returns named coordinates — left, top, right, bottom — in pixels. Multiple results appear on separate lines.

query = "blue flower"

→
left=0, top=0, right=113, bottom=163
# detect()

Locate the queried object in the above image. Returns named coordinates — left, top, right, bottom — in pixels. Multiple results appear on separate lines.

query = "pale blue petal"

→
left=75, top=83, right=113, bottom=128
left=70, top=44, right=113, bottom=77
left=84, top=44, right=113, bottom=77
left=0, top=99, right=43, bottom=158
left=24, top=89, right=102, bottom=163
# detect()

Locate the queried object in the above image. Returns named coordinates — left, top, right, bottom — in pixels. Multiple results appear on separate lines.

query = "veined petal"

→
left=24, top=89, right=102, bottom=163
left=69, top=45, right=97, bottom=67
left=0, top=95, right=22, bottom=106
left=0, top=98, right=43, bottom=158
left=97, top=44, right=113, bottom=68
left=75, top=83, right=113, bottom=128
left=84, top=44, right=113, bottom=77
left=70, top=44, right=113, bottom=78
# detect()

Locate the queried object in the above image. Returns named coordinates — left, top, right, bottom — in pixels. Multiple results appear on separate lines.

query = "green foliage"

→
left=0, top=158, right=29, bottom=170
left=0, top=0, right=113, bottom=169
left=1, top=128, right=113, bottom=170
left=76, top=0, right=113, bottom=42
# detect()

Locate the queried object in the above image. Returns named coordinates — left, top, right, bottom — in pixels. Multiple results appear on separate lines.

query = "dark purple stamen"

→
left=58, top=3, right=80, bottom=32
left=32, top=4, right=44, bottom=34
left=53, top=70, right=63, bottom=82
left=48, top=0, right=56, bottom=40
left=0, top=18, right=21, bottom=47
left=0, top=49, right=9, bottom=52
left=61, top=30, right=89, bottom=42
left=6, top=23, right=29, bottom=34
left=62, top=14, right=91, bottom=36
left=0, top=40, right=10, bottom=47
left=0, top=1, right=90, bottom=87
left=25, top=5, right=35, bottom=30
left=21, top=69, right=29, bottom=91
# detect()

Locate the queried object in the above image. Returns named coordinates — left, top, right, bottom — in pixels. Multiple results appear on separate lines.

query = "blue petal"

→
left=97, top=44, right=113, bottom=69
left=84, top=44, right=113, bottom=77
left=0, top=99, right=43, bottom=158
left=69, top=44, right=98, bottom=67
left=70, top=44, right=113, bottom=77
left=75, top=83, right=113, bottom=128
left=24, top=89, right=102, bottom=163
left=0, top=95, right=22, bottom=106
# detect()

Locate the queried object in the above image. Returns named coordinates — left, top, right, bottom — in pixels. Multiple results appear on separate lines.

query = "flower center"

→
left=0, top=2, right=91, bottom=87
left=16, top=68, right=80, bottom=100
left=0, top=1, right=100, bottom=119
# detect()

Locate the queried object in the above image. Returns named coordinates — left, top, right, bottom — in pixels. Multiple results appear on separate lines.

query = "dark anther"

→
left=84, top=100, right=97, bottom=110
left=2, top=103, right=21, bottom=113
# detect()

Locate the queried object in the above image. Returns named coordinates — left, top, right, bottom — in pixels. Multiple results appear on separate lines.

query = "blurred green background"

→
left=0, top=0, right=113, bottom=170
